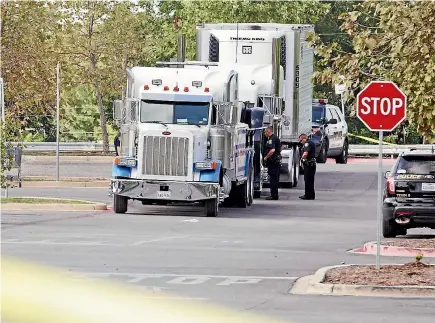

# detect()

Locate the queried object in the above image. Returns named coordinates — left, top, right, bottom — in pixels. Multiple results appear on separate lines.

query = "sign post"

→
left=356, top=81, right=407, bottom=270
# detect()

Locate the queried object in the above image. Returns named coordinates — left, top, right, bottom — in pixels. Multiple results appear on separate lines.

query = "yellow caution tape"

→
left=1, top=256, right=290, bottom=323
left=348, top=133, right=396, bottom=146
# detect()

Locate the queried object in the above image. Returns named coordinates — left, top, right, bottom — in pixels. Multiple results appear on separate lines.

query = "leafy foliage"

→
left=0, top=119, right=23, bottom=188
left=308, top=0, right=435, bottom=138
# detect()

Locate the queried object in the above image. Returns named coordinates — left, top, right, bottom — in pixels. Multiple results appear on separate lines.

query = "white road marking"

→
left=131, top=236, right=189, bottom=246
left=216, top=278, right=263, bottom=286
left=77, top=272, right=298, bottom=281
left=1, top=239, right=119, bottom=246
left=167, top=276, right=211, bottom=285
left=181, top=219, right=199, bottom=223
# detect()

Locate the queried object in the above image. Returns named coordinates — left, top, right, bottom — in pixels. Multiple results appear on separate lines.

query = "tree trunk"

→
left=90, top=55, right=109, bottom=153
left=96, top=88, right=109, bottom=153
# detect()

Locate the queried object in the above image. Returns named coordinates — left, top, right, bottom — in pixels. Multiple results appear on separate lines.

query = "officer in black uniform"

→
left=299, top=133, right=316, bottom=200
left=114, top=132, right=121, bottom=156
left=263, top=126, right=281, bottom=200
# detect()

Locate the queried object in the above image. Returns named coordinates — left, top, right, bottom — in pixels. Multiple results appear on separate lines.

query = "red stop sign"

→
left=357, top=81, right=407, bottom=131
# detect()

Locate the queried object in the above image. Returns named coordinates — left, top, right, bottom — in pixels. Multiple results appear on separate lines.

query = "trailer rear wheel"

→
left=204, top=198, right=218, bottom=217
left=114, top=194, right=128, bottom=214
left=292, top=148, right=300, bottom=187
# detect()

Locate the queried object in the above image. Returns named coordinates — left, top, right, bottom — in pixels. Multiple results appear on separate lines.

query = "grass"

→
left=0, top=197, right=94, bottom=204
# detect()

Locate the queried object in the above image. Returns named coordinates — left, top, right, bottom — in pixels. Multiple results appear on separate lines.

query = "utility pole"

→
left=56, top=63, right=60, bottom=181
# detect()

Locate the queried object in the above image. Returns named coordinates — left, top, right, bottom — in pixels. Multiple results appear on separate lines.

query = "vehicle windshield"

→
left=396, top=155, right=435, bottom=174
left=312, top=105, right=326, bottom=122
left=140, top=100, right=210, bottom=125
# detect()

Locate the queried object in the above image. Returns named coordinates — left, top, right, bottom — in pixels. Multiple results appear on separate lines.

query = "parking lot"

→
left=2, top=159, right=435, bottom=323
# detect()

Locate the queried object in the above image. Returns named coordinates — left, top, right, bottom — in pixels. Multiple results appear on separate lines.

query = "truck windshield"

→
left=312, top=106, right=326, bottom=122
left=140, top=100, right=209, bottom=125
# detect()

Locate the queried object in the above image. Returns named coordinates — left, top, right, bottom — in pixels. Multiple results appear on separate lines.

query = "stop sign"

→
left=357, top=81, right=407, bottom=131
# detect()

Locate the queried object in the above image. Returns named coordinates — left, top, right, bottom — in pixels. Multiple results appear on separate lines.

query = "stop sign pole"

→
left=357, top=81, right=407, bottom=270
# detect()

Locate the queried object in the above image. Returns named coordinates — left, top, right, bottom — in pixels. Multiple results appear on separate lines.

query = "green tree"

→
left=0, top=119, right=23, bottom=188
left=308, top=0, right=435, bottom=137
left=1, top=0, right=62, bottom=127
left=59, top=0, right=156, bottom=152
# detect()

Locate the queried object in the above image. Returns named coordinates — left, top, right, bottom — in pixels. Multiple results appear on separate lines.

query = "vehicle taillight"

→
left=387, top=177, right=395, bottom=195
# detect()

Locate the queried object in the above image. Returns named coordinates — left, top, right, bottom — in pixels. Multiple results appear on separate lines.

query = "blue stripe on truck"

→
left=199, top=160, right=222, bottom=183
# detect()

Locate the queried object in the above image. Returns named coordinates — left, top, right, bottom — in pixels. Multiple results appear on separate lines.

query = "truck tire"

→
left=204, top=198, right=218, bottom=217
left=382, top=217, right=397, bottom=238
left=316, top=141, right=328, bottom=164
left=247, top=165, right=254, bottom=206
left=114, top=194, right=128, bottom=214
left=236, top=181, right=248, bottom=208
left=292, top=148, right=300, bottom=187
left=335, top=141, right=348, bottom=164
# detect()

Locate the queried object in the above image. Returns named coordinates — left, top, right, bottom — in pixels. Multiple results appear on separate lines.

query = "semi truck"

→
left=109, top=23, right=314, bottom=216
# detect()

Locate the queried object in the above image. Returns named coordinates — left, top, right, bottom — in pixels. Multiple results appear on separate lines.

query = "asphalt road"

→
left=2, top=159, right=435, bottom=323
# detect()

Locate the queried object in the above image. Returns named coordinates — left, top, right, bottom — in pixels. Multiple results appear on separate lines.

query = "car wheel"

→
left=316, top=141, right=328, bottom=164
left=382, top=217, right=398, bottom=238
left=335, top=141, right=348, bottom=164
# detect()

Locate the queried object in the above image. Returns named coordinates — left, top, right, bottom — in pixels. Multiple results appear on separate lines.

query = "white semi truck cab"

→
left=110, top=63, right=258, bottom=216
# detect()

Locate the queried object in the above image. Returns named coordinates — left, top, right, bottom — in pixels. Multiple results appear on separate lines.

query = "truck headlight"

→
left=116, top=157, right=137, bottom=167
left=195, top=161, right=217, bottom=170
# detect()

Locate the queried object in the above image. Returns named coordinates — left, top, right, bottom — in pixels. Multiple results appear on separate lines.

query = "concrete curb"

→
left=21, top=180, right=109, bottom=188
left=1, top=197, right=107, bottom=211
left=22, top=156, right=114, bottom=163
left=349, top=241, right=435, bottom=258
left=290, top=264, right=435, bottom=298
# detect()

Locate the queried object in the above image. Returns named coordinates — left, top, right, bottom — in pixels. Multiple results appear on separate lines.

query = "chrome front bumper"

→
left=110, top=179, right=220, bottom=202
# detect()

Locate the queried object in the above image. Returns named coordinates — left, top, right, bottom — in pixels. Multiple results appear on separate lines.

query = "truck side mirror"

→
left=328, top=118, right=338, bottom=125
left=113, top=100, right=123, bottom=124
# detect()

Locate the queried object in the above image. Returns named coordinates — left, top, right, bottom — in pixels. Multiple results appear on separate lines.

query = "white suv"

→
left=311, top=99, right=349, bottom=164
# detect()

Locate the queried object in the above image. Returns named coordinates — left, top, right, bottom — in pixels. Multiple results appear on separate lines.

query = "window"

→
left=312, top=105, right=326, bottom=122
left=330, top=108, right=341, bottom=122
left=325, top=108, right=333, bottom=121
left=140, top=100, right=210, bottom=125
left=396, top=155, right=435, bottom=174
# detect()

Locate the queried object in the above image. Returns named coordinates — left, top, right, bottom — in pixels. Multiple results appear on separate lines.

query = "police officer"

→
left=299, top=133, right=316, bottom=200
left=114, top=132, right=121, bottom=156
left=263, top=126, right=281, bottom=200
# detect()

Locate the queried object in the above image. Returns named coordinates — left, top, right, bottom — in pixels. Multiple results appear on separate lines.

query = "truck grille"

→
left=142, top=136, right=189, bottom=176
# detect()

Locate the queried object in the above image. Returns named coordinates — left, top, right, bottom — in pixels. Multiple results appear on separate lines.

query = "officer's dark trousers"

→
left=303, top=164, right=316, bottom=199
left=268, top=163, right=281, bottom=198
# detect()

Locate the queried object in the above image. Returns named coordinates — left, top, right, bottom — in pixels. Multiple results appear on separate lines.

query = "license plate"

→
left=422, top=183, right=435, bottom=192
left=157, top=191, right=171, bottom=199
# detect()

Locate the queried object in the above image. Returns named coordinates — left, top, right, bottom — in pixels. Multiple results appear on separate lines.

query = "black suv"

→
left=383, top=150, right=435, bottom=238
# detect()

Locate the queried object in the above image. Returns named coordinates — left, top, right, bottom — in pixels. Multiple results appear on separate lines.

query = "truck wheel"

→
left=204, top=198, right=218, bottom=217
left=316, top=142, right=328, bottom=163
left=114, top=194, right=128, bottom=214
left=247, top=165, right=254, bottom=206
left=292, top=148, right=300, bottom=187
left=335, top=141, right=348, bottom=164
left=236, top=181, right=248, bottom=208
left=382, top=217, right=397, bottom=238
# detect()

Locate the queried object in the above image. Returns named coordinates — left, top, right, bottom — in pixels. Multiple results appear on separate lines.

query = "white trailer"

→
left=195, top=23, right=314, bottom=192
